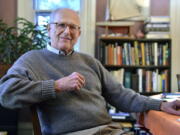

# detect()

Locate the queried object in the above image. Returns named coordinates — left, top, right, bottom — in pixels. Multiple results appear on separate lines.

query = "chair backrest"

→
left=30, top=106, right=42, bottom=135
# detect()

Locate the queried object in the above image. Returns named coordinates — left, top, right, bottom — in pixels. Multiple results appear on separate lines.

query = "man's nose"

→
left=63, top=26, right=71, bottom=33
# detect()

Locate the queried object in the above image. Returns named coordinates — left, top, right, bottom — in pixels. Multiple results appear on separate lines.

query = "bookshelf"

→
left=98, top=37, right=171, bottom=94
left=98, top=37, right=171, bottom=134
left=95, top=1, right=170, bottom=134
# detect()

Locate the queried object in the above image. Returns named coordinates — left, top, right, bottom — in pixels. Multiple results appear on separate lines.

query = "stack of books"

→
left=144, top=16, right=170, bottom=39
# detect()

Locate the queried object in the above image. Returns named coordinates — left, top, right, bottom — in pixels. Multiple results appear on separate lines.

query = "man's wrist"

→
left=160, top=101, right=167, bottom=111
left=54, top=81, right=61, bottom=92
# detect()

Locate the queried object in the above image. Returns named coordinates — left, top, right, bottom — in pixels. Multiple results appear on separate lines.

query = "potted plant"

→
left=0, top=18, right=48, bottom=77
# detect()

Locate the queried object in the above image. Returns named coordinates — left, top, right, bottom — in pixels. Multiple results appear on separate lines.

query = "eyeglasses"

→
left=50, top=22, right=80, bottom=32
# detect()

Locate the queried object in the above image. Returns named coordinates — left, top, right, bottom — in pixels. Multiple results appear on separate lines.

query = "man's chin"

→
left=60, top=46, right=72, bottom=53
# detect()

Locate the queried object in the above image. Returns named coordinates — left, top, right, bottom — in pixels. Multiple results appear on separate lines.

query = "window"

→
left=34, top=0, right=80, bottom=25
left=33, top=0, right=81, bottom=50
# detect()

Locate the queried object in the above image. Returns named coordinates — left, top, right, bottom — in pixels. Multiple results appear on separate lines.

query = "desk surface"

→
left=142, top=110, right=180, bottom=135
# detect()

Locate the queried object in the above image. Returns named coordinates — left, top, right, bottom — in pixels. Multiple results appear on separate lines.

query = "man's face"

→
left=48, top=10, right=81, bottom=53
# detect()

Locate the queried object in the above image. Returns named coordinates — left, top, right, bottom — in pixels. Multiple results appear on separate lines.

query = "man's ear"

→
left=79, top=30, right=81, bottom=36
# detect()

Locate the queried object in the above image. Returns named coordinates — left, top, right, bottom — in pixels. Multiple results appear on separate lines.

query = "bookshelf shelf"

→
left=104, top=65, right=170, bottom=69
left=96, top=21, right=134, bottom=27
left=100, top=37, right=171, bottom=42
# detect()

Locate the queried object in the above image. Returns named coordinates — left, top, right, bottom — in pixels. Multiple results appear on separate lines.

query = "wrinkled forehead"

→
left=52, top=9, right=80, bottom=26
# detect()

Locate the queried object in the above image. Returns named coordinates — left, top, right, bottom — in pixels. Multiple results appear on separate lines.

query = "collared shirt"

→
left=47, top=44, right=74, bottom=56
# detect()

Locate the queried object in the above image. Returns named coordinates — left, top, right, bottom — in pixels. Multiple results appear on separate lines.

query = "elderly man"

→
left=0, top=8, right=180, bottom=135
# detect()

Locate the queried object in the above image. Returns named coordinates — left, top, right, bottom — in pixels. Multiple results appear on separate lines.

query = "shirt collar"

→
left=47, top=44, right=74, bottom=56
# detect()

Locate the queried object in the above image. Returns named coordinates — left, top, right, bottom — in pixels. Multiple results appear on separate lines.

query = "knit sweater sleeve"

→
left=0, top=53, right=56, bottom=109
left=94, top=59, right=162, bottom=112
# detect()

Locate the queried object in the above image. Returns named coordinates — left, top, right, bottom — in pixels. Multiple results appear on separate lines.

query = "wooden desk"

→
left=140, top=110, right=180, bottom=135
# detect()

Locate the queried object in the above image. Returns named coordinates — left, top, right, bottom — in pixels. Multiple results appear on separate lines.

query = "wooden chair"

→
left=31, top=106, right=42, bottom=135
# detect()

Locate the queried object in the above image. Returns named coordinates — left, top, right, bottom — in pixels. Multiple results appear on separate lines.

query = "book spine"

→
left=141, top=42, right=145, bottom=66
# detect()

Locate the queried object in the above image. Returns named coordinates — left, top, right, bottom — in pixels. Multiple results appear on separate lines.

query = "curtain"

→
left=79, top=0, right=96, bottom=56
left=170, top=0, right=180, bottom=91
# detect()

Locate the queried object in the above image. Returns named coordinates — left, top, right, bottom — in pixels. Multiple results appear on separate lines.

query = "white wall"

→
left=79, top=0, right=96, bottom=57
left=170, top=0, right=180, bottom=91
left=17, top=0, right=34, bottom=22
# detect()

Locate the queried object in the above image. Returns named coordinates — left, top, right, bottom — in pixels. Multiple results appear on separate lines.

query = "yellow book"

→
left=141, top=42, right=145, bottom=66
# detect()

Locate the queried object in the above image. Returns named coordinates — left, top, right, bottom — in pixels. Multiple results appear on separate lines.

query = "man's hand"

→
left=160, top=100, right=180, bottom=115
left=54, top=72, right=85, bottom=92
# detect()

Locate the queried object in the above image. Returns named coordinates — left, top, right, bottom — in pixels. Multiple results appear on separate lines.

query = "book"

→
left=113, top=43, right=117, bottom=65
left=145, top=23, right=170, bottom=32
left=124, top=43, right=130, bottom=65
left=124, top=71, right=131, bottom=88
left=148, top=16, right=170, bottom=23
left=108, top=44, right=114, bottom=65
left=131, top=47, right=135, bottom=66
left=134, top=41, right=139, bottom=65
left=131, top=74, right=139, bottom=92
left=110, top=68, right=124, bottom=84
left=145, top=32, right=170, bottom=39
left=117, top=45, right=123, bottom=65
left=163, top=43, right=169, bottom=66
left=140, top=42, right=145, bottom=66
left=146, top=70, right=152, bottom=92
left=110, top=112, right=130, bottom=120
left=138, top=69, right=143, bottom=93
left=153, top=42, right=158, bottom=66
left=145, top=43, right=150, bottom=66
left=152, top=70, right=159, bottom=92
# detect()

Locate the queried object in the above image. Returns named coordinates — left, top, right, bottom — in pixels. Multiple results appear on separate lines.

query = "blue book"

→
left=124, top=72, right=131, bottom=88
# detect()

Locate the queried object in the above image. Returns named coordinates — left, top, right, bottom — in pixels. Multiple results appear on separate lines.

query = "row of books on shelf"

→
left=103, top=41, right=170, bottom=66
left=110, top=68, right=169, bottom=93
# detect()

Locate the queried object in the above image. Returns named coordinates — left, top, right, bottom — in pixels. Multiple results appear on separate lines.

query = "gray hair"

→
left=49, top=8, right=80, bottom=23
